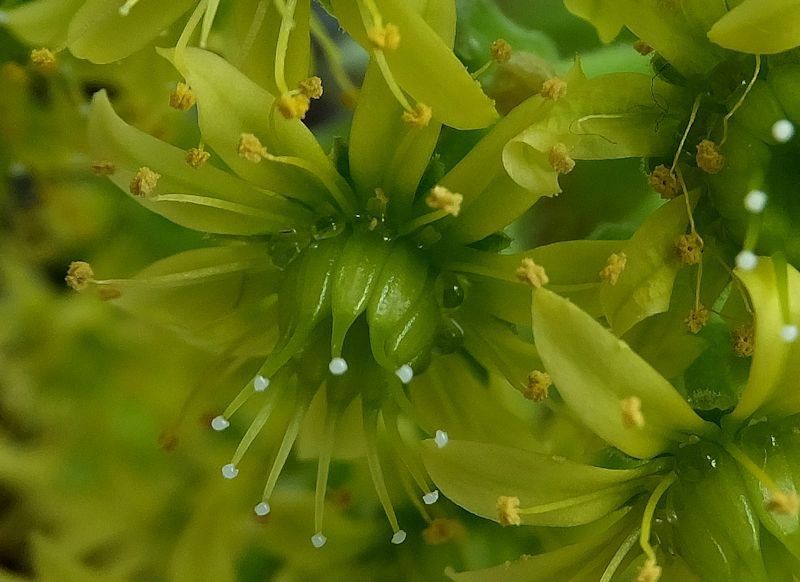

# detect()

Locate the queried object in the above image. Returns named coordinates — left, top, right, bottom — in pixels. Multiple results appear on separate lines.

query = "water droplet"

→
left=435, top=430, right=449, bottom=448
left=311, top=533, right=327, bottom=548
left=268, top=229, right=307, bottom=269
left=329, top=357, right=348, bottom=375
left=211, top=415, right=230, bottom=431
left=391, top=530, right=407, bottom=544
left=254, top=501, right=270, bottom=516
left=423, top=490, right=439, bottom=505
left=436, top=273, right=465, bottom=309
left=312, top=215, right=345, bottom=241
left=436, top=317, right=465, bottom=354
left=395, top=364, right=414, bottom=384
left=221, top=463, right=239, bottom=479
left=253, top=375, right=270, bottom=392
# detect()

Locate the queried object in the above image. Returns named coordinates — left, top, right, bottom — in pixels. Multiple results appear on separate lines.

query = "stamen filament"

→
left=373, top=50, right=413, bottom=111
left=314, top=406, right=339, bottom=535
left=639, top=472, right=677, bottom=562
left=310, top=14, right=357, bottom=95
left=518, top=481, right=648, bottom=516
left=364, top=407, right=402, bottom=533
left=274, top=0, right=298, bottom=95
left=398, top=209, right=449, bottom=236
left=229, top=381, right=287, bottom=466
left=723, top=441, right=779, bottom=493
left=238, top=0, right=269, bottom=67
left=671, top=95, right=702, bottom=173
left=721, top=55, right=761, bottom=146
left=200, top=0, right=221, bottom=48
left=600, top=527, right=642, bottom=582
left=261, top=394, right=313, bottom=500
left=175, top=0, right=209, bottom=73
left=384, top=406, right=432, bottom=494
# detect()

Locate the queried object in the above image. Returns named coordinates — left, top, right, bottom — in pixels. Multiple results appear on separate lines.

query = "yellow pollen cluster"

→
left=600, top=252, right=627, bottom=285
left=169, top=82, right=196, bottom=111
left=766, top=490, right=800, bottom=516
left=298, top=76, right=324, bottom=99
left=130, top=166, right=160, bottom=197
left=516, top=258, right=549, bottom=289
left=636, top=558, right=662, bottom=582
left=422, top=518, right=465, bottom=545
left=426, top=185, right=463, bottom=216
left=523, top=370, right=551, bottom=402
left=648, top=165, right=679, bottom=199
left=685, top=304, right=710, bottom=334
left=633, top=40, right=654, bottom=55
left=490, top=39, right=512, bottom=63
left=402, top=103, right=433, bottom=128
left=541, top=77, right=567, bottom=101
left=675, top=232, right=704, bottom=265
left=696, top=139, right=725, bottom=174
left=276, top=92, right=311, bottom=120
left=621, top=396, right=645, bottom=429
left=65, top=261, right=94, bottom=291
left=30, top=47, right=56, bottom=70
left=496, top=496, right=521, bottom=526
left=91, top=160, right=116, bottom=176
left=368, top=23, right=401, bottom=50
left=548, top=143, right=575, bottom=174
left=185, top=146, right=211, bottom=169
left=732, top=324, right=755, bottom=357
left=238, top=133, right=269, bottom=163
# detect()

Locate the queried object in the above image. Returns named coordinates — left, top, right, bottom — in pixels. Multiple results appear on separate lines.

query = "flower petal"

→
left=3, top=0, right=84, bottom=47
left=708, top=0, right=800, bottom=55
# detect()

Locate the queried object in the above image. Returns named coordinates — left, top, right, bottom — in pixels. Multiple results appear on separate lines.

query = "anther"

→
left=781, top=324, right=799, bottom=343
left=402, top=103, right=433, bottom=128
left=30, top=48, right=56, bottom=70
left=735, top=250, right=758, bottom=271
left=254, top=501, right=271, bottom=516
left=599, top=252, right=627, bottom=285
left=771, top=119, right=795, bottom=143
left=744, top=190, right=768, bottom=214
left=130, top=167, right=160, bottom=198
left=253, top=374, right=270, bottom=392
left=391, top=530, right=407, bottom=544
left=368, top=24, right=401, bottom=51
left=221, top=463, right=239, bottom=479
left=185, top=146, right=210, bottom=169
left=395, top=364, right=414, bottom=385
left=169, top=82, right=196, bottom=112
left=523, top=370, right=551, bottom=402
left=98, top=286, right=121, bottom=301
left=91, top=161, right=116, bottom=176
left=298, top=76, right=323, bottom=99
left=540, top=77, right=567, bottom=101
left=65, top=261, right=94, bottom=291
left=276, top=93, right=310, bottom=120
left=696, top=140, right=725, bottom=174
left=423, top=490, right=440, bottom=505
left=434, top=430, right=449, bottom=448
left=636, top=558, right=662, bottom=582
left=675, top=232, right=704, bottom=266
left=633, top=40, right=654, bottom=55
left=489, top=39, right=512, bottom=63
left=732, top=324, right=755, bottom=357
left=426, top=186, right=463, bottom=217
left=422, top=518, right=465, bottom=545
left=685, top=304, right=710, bottom=334
left=211, top=415, right=230, bottom=431
left=496, top=495, right=521, bottom=526
left=311, top=532, right=327, bottom=548
left=621, top=396, right=645, bottom=429
left=118, top=0, right=141, bottom=16
left=548, top=143, right=575, bottom=174
left=238, top=133, right=269, bottom=163
left=328, top=357, right=349, bottom=376
left=766, top=490, right=799, bottom=516
left=516, top=258, right=549, bottom=288
left=648, top=165, right=679, bottom=199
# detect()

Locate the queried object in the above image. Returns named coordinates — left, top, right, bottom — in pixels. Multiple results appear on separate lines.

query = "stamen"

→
left=496, top=495, right=521, bottom=526
left=721, top=55, right=761, bottom=146
left=638, top=472, right=677, bottom=572
left=772, top=119, right=795, bottom=143
left=633, top=40, right=654, bottom=55
left=548, top=143, right=575, bottom=174
left=311, top=533, right=327, bottom=548
left=274, top=0, right=299, bottom=95
left=384, top=406, right=435, bottom=498
left=254, top=501, right=271, bottom=516
left=671, top=95, right=702, bottom=173
left=648, top=165, right=679, bottom=200
left=261, top=397, right=312, bottom=501
left=229, top=383, right=287, bottom=467
left=65, top=261, right=95, bottom=291
left=637, top=559, right=662, bottom=582
left=425, top=186, right=462, bottom=217
left=211, top=415, right=230, bottom=431
left=91, top=161, right=116, bottom=176
left=30, top=48, right=56, bottom=70
left=254, top=374, right=270, bottom=392
left=434, top=429, right=449, bottom=448
left=423, top=490, right=439, bottom=505
left=490, top=39, right=512, bottom=63
left=600, top=252, right=627, bottom=285
left=621, top=396, right=645, bottom=429
left=523, top=370, right=551, bottom=402
left=402, top=103, right=433, bottom=128
left=744, top=189, right=768, bottom=214
left=516, top=258, right=549, bottom=288
left=276, top=92, right=310, bottom=120
left=238, top=133, right=269, bottom=163
left=185, top=146, right=211, bottom=169
left=169, top=82, right=196, bottom=112
left=118, top=0, right=141, bottom=16
left=695, top=139, right=725, bottom=174
left=391, top=530, right=407, bottom=544
left=675, top=232, right=704, bottom=266
left=766, top=490, right=799, bottom=516
left=368, top=24, right=401, bottom=50
left=395, top=364, right=414, bottom=385
left=364, top=408, right=403, bottom=536
left=329, top=357, right=349, bottom=375
left=723, top=441, right=797, bottom=517
left=540, top=77, right=567, bottom=101
left=130, top=167, right=160, bottom=198
left=685, top=304, right=710, bottom=334
left=732, top=324, right=755, bottom=357
left=298, top=76, right=324, bottom=99
left=313, top=408, right=338, bottom=543
left=221, top=463, right=239, bottom=479
left=735, top=250, right=759, bottom=271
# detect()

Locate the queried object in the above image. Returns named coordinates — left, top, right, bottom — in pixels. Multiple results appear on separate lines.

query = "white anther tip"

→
left=395, top=364, right=414, bottom=384
left=423, top=490, right=439, bottom=505
left=735, top=250, right=758, bottom=271
left=118, top=4, right=131, bottom=15
left=391, top=530, right=407, bottom=545
left=781, top=324, right=798, bottom=343
left=254, top=501, right=271, bottom=516
left=434, top=430, right=449, bottom=448
left=211, top=415, right=230, bottom=431
left=772, top=119, right=795, bottom=143
left=221, top=463, right=239, bottom=479
left=253, top=374, right=269, bottom=392
left=743, top=190, right=768, bottom=214
left=328, top=357, right=348, bottom=376
left=311, top=533, right=327, bottom=548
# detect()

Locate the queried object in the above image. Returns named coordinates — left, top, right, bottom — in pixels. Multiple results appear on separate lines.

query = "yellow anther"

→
left=185, top=146, right=211, bottom=169
left=766, top=490, right=800, bottom=516
left=496, top=496, right=521, bottom=526
left=368, top=23, right=401, bottom=50
left=540, top=77, right=567, bottom=101
left=98, top=286, right=122, bottom=301
left=169, top=82, right=196, bottom=112
left=422, top=518, right=465, bottom=545
left=548, top=143, right=575, bottom=174
left=732, top=324, right=755, bottom=357
left=426, top=185, right=463, bottom=217
left=130, top=167, right=160, bottom=198
left=276, top=92, right=310, bottom=120
left=621, top=396, right=645, bottom=429
left=3, top=62, right=28, bottom=85
left=91, top=161, right=116, bottom=176
left=685, top=304, right=710, bottom=334
left=402, top=103, right=433, bottom=128
left=636, top=558, right=662, bottom=582
left=65, top=261, right=94, bottom=291
left=516, top=258, right=549, bottom=289
left=238, top=133, right=269, bottom=163
left=298, top=76, right=324, bottom=99
left=158, top=429, right=179, bottom=452
left=648, top=165, right=679, bottom=200
left=633, top=40, right=654, bottom=56
left=490, top=39, right=512, bottom=63
left=340, top=88, right=359, bottom=109
left=675, top=232, right=704, bottom=265
left=600, top=252, right=627, bottom=285
left=30, top=48, right=56, bottom=70
left=696, top=139, right=725, bottom=174
left=523, top=370, right=551, bottom=402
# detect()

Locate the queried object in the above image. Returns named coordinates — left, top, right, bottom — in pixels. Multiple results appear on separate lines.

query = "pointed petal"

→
left=708, top=0, right=800, bottom=55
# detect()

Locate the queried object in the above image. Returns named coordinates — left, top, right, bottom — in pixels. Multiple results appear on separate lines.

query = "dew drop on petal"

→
left=211, top=415, right=230, bottom=431
left=391, top=530, right=407, bottom=544
left=254, top=501, right=271, bottom=516
left=744, top=190, right=767, bottom=214
left=329, top=357, right=349, bottom=375
left=395, top=364, right=414, bottom=384
left=311, top=533, right=327, bottom=548
left=423, top=490, right=439, bottom=505
left=221, top=463, right=239, bottom=479
left=253, top=375, right=270, bottom=392
left=435, top=430, right=449, bottom=448
left=736, top=250, right=758, bottom=271
left=781, top=324, right=799, bottom=343
left=772, top=119, right=795, bottom=143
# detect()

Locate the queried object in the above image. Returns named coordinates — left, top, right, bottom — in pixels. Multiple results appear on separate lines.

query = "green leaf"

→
left=708, top=0, right=800, bottom=55
left=533, top=287, right=717, bottom=459
left=601, top=194, right=696, bottom=336
left=330, top=0, right=497, bottom=129
left=423, top=439, right=661, bottom=527
left=88, top=91, right=312, bottom=235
